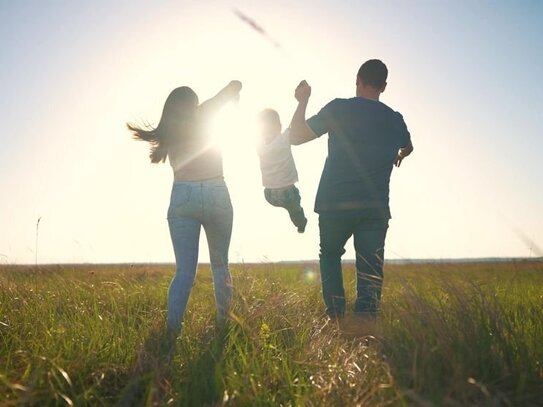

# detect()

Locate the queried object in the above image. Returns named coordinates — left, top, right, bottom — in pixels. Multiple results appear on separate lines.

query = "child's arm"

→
left=200, top=80, right=242, bottom=112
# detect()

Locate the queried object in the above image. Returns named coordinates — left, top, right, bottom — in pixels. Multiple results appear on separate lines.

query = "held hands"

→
left=295, top=80, right=311, bottom=103
left=203, top=81, right=242, bottom=110
left=228, top=80, right=242, bottom=103
left=228, top=80, right=242, bottom=92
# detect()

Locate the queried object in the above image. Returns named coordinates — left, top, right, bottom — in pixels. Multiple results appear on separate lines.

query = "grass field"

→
left=1, top=261, right=542, bottom=406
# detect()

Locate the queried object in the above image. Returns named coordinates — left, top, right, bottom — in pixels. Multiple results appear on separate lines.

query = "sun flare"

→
left=210, top=104, right=261, bottom=177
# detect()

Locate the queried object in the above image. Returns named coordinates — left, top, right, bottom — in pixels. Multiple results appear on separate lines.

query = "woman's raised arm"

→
left=200, top=80, right=242, bottom=112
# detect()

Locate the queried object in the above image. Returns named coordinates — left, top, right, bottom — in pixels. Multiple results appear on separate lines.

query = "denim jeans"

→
left=318, top=213, right=388, bottom=317
left=264, top=185, right=307, bottom=232
left=166, top=178, right=233, bottom=332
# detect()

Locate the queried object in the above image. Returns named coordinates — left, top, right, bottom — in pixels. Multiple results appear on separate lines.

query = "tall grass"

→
left=1, top=262, right=542, bottom=406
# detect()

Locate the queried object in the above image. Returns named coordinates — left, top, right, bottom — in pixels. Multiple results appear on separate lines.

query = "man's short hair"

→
left=357, top=59, right=388, bottom=89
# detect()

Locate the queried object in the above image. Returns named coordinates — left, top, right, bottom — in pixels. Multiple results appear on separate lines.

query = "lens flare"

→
left=304, top=268, right=317, bottom=283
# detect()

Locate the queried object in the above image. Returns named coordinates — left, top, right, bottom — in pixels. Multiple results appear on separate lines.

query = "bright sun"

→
left=209, top=104, right=261, bottom=180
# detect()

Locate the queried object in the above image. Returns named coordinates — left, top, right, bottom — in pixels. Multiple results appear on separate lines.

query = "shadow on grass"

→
left=116, top=322, right=230, bottom=407
left=116, top=322, right=176, bottom=407
left=174, top=324, right=230, bottom=407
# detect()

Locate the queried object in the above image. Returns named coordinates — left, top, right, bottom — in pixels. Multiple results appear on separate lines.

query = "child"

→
left=256, top=109, right=307, bottom=233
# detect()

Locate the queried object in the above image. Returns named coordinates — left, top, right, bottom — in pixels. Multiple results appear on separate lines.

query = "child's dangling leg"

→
left=284, top=185, right=307, bottom=233
left=287, top=204, right=307, bottom=233
left=264, top=185, right=307, bottom=232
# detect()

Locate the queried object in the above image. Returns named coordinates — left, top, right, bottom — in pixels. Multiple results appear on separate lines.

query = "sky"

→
left=1, top=0, right=542, bottom=264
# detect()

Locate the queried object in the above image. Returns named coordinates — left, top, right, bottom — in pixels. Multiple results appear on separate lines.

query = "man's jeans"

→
left=166, top=178, right=233, bottom=332
left=319, top=213, right=388, bottom=317
left=264, top=185, right=307, bottom=232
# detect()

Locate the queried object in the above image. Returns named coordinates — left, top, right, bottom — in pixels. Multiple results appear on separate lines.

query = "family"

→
left=128, top=59, right=413, bottom=334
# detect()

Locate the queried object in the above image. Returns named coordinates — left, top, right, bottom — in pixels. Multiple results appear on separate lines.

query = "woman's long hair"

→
left=127, top=87, right=199, bottom=163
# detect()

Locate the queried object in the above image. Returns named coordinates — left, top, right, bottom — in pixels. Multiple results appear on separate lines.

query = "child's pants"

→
left=264, top=185, right=307, bottom=231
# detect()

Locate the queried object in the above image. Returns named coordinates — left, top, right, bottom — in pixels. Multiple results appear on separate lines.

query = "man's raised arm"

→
left=289, top=80, right=317, bottom=145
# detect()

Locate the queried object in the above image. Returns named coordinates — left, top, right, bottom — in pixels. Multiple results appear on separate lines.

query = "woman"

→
left=128, top=81, right=242, bottom=333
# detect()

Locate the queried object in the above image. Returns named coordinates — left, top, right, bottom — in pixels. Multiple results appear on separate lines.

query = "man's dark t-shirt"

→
left=306, top=97, right=410, bottom=219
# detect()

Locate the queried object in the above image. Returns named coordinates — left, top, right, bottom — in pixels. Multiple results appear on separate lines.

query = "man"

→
left=290, top=59, right=413, bottom=318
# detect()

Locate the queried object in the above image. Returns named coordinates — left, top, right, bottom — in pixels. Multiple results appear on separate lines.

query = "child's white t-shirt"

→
left=257, top=129, right=299, bottom=189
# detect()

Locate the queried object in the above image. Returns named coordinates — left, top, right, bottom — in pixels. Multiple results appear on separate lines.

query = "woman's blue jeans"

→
left=166, top=178, right=233, bottom=332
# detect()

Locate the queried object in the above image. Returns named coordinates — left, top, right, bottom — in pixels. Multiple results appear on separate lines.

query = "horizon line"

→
left=3, top=256, right=543, bottom=268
